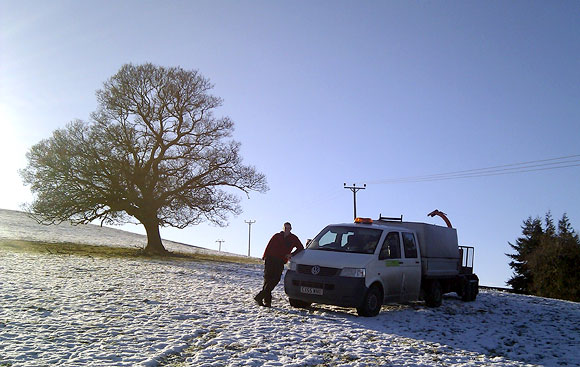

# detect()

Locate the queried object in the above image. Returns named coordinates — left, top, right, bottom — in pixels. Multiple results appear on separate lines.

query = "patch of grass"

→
left=0, top=239, right=141, bottom=258
left=0, top=239, right=261, bottom=265
left=170, top=250, right=262, bottom=265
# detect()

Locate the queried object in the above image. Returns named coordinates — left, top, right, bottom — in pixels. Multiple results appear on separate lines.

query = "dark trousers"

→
left=256, top=256, right=285, bottom=305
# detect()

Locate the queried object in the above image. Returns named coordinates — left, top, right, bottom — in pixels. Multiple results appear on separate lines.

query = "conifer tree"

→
left=527, top=214, right=580, bottom=301
left=506, top=217, right=543, bottom=293
left=507, top=212, right=580, bottom=301
left=544, top=211, right=556, bottom=238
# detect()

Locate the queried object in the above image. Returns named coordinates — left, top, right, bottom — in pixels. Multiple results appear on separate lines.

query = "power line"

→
left=382, top=161, right=580, bottom=183
left=368, top=154, right=580, bottom=184
left=394, top=155, right=580, bottom=180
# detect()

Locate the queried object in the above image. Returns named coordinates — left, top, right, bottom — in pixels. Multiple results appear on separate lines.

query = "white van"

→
left=284, top=216, right=478, bottom=316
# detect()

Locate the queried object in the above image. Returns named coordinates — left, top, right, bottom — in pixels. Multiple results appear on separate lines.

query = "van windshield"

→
left=307, top=226, right=383, bottom=254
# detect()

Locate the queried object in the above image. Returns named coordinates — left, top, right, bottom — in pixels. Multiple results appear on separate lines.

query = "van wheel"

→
left=289, top=298, right=311, bottom=308
left=425, top=280, right=442, bottom=307
left=357, top=285, right=382, bottom=317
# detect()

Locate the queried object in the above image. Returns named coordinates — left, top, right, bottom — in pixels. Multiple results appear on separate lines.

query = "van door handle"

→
left=399, top=261, right=404, bottom=265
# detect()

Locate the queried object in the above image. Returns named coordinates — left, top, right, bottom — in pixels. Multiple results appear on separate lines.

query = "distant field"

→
left=0, top=238, right=260, bottom=265
left=0, top=208, right=260, bottom=264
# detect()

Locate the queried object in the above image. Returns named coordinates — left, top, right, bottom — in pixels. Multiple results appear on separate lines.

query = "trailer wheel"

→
left=461, top=275, right=479, bottom=302
left=357, top=285, right=382, bottom=317
left=469, top=275, right=479, bottom=302
left=289, top=298, right=311, bottom=308
left=460, top=278, right=472, bottom=302
left=425, top=280, right=442, bottom=307
left=470, top=281, right=478, bottom=301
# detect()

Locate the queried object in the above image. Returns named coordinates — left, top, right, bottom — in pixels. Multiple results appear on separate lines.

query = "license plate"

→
left=301, top=286, right=323, bottom=295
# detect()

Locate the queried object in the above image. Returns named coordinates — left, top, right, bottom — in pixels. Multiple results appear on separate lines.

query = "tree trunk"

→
left=142, top=219, right=168, bottom=255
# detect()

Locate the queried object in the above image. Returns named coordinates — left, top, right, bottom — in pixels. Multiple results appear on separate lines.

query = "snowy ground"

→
left=0, top=210, right=579, bottom=366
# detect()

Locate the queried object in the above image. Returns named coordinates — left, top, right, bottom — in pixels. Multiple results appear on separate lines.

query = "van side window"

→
left=402, top=232, right=418, bottom=258
left=379, top=232, right=401, bottom=259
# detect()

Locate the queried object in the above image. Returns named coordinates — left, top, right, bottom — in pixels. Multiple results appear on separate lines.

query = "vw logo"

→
left=311, top=265, right=321, bottom=275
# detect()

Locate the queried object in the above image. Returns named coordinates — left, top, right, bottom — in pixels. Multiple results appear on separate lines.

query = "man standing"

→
left=254, top=222, right=303, bottom=307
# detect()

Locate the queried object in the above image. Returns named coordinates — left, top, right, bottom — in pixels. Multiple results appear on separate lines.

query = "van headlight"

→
left=287, top=261, right=297, bottom=271
left=340, top=268, right=366, bottom=278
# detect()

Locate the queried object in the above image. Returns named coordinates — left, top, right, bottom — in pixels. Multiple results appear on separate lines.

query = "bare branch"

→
left=21, top=63, right=269, bottom=253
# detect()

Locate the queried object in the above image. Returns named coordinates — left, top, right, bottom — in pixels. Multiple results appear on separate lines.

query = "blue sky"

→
left=1, top=1, right=579, bottom=287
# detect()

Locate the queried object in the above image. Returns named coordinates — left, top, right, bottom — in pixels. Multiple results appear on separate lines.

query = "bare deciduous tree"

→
left=21, top=63, right=268, bottom=254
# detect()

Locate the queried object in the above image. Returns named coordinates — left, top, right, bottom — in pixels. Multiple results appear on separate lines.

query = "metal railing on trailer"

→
left=459, top=246, right=474, bottom=274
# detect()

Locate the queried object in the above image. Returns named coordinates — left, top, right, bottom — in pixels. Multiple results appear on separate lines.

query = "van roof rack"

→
left=377, top=214, right=403, bottom=222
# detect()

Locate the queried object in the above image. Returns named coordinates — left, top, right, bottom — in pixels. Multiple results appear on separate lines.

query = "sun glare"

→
left=0, top=104, right=31, bottom=210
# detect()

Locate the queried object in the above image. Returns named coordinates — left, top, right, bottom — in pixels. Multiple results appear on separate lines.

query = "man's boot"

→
left=263, top=294, right=272, bottom=308
left=254, top=293, right=264, bottom=307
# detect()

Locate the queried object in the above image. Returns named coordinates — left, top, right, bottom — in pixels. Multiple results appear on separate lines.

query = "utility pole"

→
left=344, top=183, right=366, bottom=219
left=216, top=239, right=225, bottom=252
left=245, top=220, right=256, bottom=257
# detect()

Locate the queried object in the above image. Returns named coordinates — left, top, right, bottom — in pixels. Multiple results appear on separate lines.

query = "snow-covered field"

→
left=0, top=210, right=579, bottom=366
left=0, top=209, right=243, bottom=258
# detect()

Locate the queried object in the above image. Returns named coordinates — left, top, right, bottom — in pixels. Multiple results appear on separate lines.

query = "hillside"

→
left=0, top=209, right=244, bottom=259
left=0, top=209, right=578, bottom=366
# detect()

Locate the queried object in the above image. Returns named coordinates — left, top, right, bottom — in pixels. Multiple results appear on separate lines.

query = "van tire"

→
left=425, top=280, right=442, bottom=307
left=357, top=285, right=382, bottom=317
left=289, top=298, right=311, bottom=308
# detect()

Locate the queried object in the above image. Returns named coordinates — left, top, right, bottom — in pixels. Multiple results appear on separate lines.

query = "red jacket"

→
left=262, top=231, right=304, bottom=263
